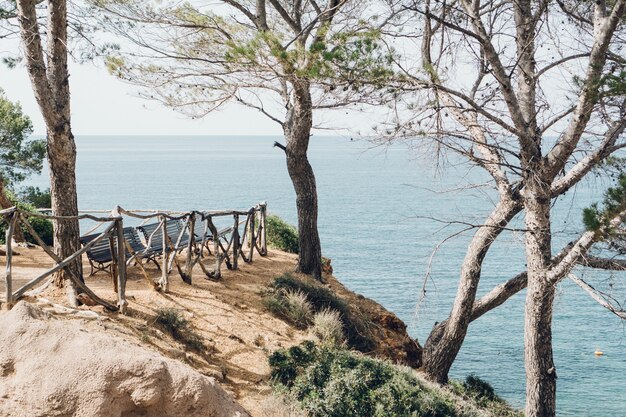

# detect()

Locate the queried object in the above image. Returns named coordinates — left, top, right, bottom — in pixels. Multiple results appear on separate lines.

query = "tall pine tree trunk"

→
left=17, top=0, right=82, bottom=289
left=48, top=126, right=82, bottom=286
left=523, top=172, right=556, bottom=417
left=284, top=79, right=322, bottom=279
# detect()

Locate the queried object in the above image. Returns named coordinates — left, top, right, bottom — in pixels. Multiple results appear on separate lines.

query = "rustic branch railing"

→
left=1, top=202, right=267, bottom=312
left=113, top=202, right=267, bottom=290
left=1, top=207, right=126, bottom=313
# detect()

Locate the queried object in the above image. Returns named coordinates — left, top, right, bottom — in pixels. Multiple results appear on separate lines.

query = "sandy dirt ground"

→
left=0, top=245, right=420, bottom=416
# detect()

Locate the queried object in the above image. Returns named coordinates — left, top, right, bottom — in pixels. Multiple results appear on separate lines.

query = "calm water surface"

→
left=27, top=136, right=626, bottom=416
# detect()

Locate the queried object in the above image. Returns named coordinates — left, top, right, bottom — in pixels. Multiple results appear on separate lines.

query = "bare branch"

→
left=545, top=0, right=626, bottom=179
left=569, top=274, right=626, bottom=320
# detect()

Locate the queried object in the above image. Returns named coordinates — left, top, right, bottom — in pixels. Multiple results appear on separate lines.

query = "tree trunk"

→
left=283, top=79, right=322, bottom=280
left=523, top=175, right=556, bottom=417
left=48, top=128, right=82, bottom=286
left=17, top=0, right=82, bottom=288
left=0, top=180, right=13, bottom=210
left=422, top=198, right=520, bottom=383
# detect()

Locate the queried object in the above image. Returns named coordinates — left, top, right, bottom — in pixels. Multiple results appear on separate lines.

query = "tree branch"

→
left=267, top=0, right=301, bottom=33
left=16, top=0, right=56, bottom=128
left=569, top=274, right=626, bottom=320
left=551, top=116, right=626, bottom=197
left=579, top=255, right=626, bottom=271
left=544, top=0, right=626, bottom=179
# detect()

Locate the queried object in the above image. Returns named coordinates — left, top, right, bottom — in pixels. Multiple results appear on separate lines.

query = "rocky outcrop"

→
left=0, top=302, right=250, bottom=417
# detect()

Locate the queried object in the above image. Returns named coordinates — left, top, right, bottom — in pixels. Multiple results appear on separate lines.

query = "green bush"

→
left=269, top=342, right=458, bottom=417
left=24, top=215, right=53, bottom=246
left=270, top=343, right=522, bottom=417
left=153, top=308, right=204, bottom=352
left=449, top=375, right=520, bottom=416
left=266, top=274, right=375, bottom=352
left=266, top=215, right=299, bottom=253
left=0, top=196, right=53, bottom=246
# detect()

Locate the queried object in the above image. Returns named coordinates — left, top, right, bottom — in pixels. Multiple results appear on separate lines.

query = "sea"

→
left=24, top=135, right=626, bottom=416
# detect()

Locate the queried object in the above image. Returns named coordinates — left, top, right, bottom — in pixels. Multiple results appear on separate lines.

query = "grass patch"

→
left=264, top=288, right=314, bottom=329
left=266, top=215, right=299, bottom=253
left=265, top=273, right=375, bottom=352
left=310, top=308, right=345, bottom=347
left=269, top=342, right=522, bottom=417
left=153, top=308, right=204, bottom=352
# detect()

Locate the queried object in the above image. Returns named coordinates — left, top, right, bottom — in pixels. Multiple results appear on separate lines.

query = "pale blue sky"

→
left=0, top=59, right=285, bottom=136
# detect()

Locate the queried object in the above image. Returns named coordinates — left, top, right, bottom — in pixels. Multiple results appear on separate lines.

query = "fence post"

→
left=248, top=209, right=256, bottom=262
left=109, top=229, right=119, bottom=294
left=232, top=214, right=239, bottom=270
left=185, top=213, right=195, bottom=277
left=115, top=219, right=128, bottom=314
left=207, top=215, right=221, bottom=279
left=260, top=203, right=267, bottom=256
left=160, top=216, right=170, bottom=292
left=4, top=209, right=17, bottom=309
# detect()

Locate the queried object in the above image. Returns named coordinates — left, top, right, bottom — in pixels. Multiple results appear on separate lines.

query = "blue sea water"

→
left=25, top=135, right=625, bottom=416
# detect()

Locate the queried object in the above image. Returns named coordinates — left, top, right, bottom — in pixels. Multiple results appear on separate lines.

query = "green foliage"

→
left=583, top=174, right=626, bottom=232
left=23, top=215, right=53, bottom=246
left=0, top=194, right=53, bottom=246
left=17, top=186, right=51, bottom=208
left=303, top=28, right=395, bottom=87
left=270, top=343, right=522, bottom=417
left=269, top=342, right=457, bottom=417
left=448, top=375, right=521, bottom=417
left=602, top=70, right=626, bottom=97
left=267, top=274, right=374, bottom=352
left=0, top=89, right=45, bottom=185
left=583, top=204, right=602, bottom=231
left=266, top=215, right=299, bottom=254
left=153, top=308, right=204, bottom=352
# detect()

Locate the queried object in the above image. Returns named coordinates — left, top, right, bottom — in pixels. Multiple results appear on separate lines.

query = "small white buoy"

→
left=594, top=348, right=604, bottom=356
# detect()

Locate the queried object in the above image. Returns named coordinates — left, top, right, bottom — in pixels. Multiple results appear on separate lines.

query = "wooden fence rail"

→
left=1, top=202, right=267, bottom=313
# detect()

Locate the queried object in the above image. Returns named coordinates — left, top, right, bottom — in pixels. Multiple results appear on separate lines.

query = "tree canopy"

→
left=0, top=88, right=45, bottom=185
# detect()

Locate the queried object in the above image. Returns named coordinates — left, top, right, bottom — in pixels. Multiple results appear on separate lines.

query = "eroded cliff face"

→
left=0, top=302, right=249, bottom=417
left=321, top=273, right=422, bottom=368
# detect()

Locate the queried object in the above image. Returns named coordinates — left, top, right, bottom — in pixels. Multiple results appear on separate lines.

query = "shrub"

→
left=269, top=274, right=375, bottom=352
left=0, top=196, right=53, bottom=246
left=263, top=289, right=314, bottom=329
left=449, top=375, right=520, bottom=416
left=269, top=343, right=522, bottom=417
left=266, top=215, right=299, bottom=253
left=284, top=290, right=314, bottom=328
left=310, top=308, right=345, bottom=347
left=269, top=342, right=459, bottom=417
left=23, top=216, right=54, bottom=246
left=153, top=308, right=204, bottom=352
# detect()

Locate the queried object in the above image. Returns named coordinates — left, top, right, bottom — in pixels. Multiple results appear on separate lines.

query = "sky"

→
left=0, top=58, right=286, bottom=136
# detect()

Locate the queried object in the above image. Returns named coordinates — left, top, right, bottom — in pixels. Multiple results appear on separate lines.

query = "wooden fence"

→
left=1, top=202, right=267, bottom=314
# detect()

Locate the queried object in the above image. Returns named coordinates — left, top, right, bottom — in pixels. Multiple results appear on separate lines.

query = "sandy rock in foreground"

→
left=0, top=302, right=250, bottom=417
